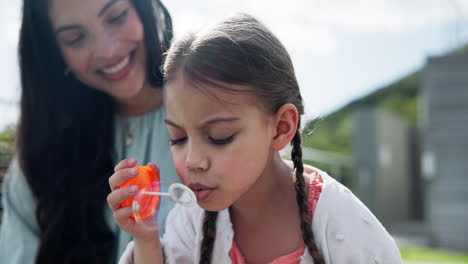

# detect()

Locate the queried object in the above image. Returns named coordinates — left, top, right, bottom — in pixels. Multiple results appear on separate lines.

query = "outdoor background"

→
left=1, top=0, right=468, bottom=263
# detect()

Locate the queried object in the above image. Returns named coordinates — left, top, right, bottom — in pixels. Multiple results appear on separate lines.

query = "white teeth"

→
left=101, top=56, right=130, bottom=75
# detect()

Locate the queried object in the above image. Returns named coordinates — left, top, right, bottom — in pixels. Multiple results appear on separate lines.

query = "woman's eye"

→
left=209, top=134, right=236, bottom=145
left=108, top=9, right=128, bottom=24
left=169, top=137, right=187, bottom=146
left=63, top=33, right=85, bottom=47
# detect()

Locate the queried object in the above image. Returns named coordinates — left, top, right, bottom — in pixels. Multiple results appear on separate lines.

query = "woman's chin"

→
left=90, top=73, right=145, bottom=100
left=101, top=82, right=144, bottom=101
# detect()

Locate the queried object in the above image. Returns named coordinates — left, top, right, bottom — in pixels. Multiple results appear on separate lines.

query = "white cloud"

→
left=165, top=0, right=468, bottom=59
left=0, top=21, right=20, bottom=46
left=276, top=24, right=337, bottom=56
left=167, top=0, right=468, bottom=34
left=241, top=0, right=468, bottom=33
left=0, top=0, right=21, bottom=44
left=166, top=1, right=339, bottom=57
left=305, top=0, right=466, bottom=33
left=0, top=1, right=21, bottom=130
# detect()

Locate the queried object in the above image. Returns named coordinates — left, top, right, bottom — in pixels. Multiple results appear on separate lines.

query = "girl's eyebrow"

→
left=164, top=119, right=182, bottom=129
left=203, top=117, right=240, bottom=126
left=164, top=117, right=240, bottom=129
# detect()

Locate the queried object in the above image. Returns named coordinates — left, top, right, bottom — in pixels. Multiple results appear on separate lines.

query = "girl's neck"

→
left=230, top=152, right=297, bottom=226
left=115, top=83, right=163, bottom=117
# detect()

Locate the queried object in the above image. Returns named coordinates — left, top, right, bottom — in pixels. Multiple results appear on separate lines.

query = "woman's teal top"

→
left=0, top=107, right=179, bottom=263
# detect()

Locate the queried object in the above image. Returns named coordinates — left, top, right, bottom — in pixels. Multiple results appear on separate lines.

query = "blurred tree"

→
left=0, top=124, right=16, bottom=155
left=0, top=124, right=16, bottom=181
left=303, top=70, right=421, bottom=155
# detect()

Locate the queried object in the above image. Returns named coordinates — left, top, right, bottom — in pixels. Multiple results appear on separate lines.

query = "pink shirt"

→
left=228, top=170, right=324, bottom=264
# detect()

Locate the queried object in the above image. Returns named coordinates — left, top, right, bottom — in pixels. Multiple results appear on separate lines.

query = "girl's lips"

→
left=193, top=189, right=214, bottom=201
left=187, top=183, right=215, bottom=201
left=99, top=50, right=135, bottom=81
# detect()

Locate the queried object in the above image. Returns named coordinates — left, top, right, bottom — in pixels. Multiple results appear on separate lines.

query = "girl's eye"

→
left=170, top=137, right=187, bottom=146
left=209, top=134, right=236, bottom=145
left=108, top=9, right=128, bottom=24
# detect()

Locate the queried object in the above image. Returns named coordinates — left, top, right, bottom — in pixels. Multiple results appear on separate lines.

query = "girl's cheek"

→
left=175, top=164, right=189, bottom=184
left=171, top=152, right=187, bottom=183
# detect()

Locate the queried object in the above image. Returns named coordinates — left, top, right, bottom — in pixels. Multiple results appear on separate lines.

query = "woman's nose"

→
left=92, top=34, right=118, bottom=61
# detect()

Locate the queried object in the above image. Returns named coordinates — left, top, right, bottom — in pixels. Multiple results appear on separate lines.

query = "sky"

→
left=1, top=0, right=468, bottom=129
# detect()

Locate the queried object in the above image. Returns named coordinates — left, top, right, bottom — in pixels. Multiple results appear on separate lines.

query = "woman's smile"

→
left=98, top=49, right=135, bottom=81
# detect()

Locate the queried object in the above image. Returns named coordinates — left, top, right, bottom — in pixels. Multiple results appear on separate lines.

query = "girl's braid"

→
left=291, top=123, right=325, bottom=264
left=199, top=211, right=219, bottom=264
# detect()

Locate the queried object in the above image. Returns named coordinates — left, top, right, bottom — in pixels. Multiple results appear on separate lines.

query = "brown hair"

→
left=163, top=13, right=324, bottom=264
left=18, top=0, right=172, bottom=263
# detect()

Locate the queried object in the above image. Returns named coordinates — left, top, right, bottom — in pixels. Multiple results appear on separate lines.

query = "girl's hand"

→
left=107, top=158, right=160, bottom=242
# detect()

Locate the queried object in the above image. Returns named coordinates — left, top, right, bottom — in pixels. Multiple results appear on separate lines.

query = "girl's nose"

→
left=185, top=144, right=209, bottom=172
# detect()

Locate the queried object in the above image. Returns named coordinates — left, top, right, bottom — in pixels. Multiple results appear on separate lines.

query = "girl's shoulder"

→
left=164, top=203, right=205, bottom=234
left=163, top=201, right=232, bottom=238
left=303, top=165, right=372, bottom=218
left=161, top=202, right=234, bottom=263
left=303, top=165, right=335, bottom=190
left=304, top=166, right=402, bottom=263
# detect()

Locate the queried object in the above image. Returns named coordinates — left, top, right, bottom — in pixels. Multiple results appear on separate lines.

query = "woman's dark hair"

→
left=163, top=14, right=324, bottom=264
left=17, top=0, right=172, bottom=263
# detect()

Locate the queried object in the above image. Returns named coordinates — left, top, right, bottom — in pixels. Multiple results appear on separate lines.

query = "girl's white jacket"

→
left=119, top=167, right=402, bottom=264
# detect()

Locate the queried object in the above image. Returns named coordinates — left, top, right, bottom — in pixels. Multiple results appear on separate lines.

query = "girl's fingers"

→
left=107, top=185, right=139, bottom=210
left=114, top=158, right=137, bottom=172
left=147, top=162, right=160, bottom=176
left=113, top=206, right=134, bottom=225
left=113, top=207, right=137, bottom=231
left=108, top=167, right=139, bottom=190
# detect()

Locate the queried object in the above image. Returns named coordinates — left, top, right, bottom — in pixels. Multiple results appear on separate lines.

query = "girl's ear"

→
left=271, top=103, right=299, bottom=151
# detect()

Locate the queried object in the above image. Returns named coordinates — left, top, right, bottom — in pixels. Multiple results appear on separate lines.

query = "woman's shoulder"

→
left=2, top=157, right=36, bottom=205
left=1, top=156, right=40, bottom=238
left=305, top=167, right=402, bottom=263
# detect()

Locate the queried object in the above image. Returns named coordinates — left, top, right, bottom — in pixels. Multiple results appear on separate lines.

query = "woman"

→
left=0, top=0, right=178, bottom=263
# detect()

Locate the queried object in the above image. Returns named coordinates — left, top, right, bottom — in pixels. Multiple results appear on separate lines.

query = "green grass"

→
left=400, top=246, right=468, bottom=263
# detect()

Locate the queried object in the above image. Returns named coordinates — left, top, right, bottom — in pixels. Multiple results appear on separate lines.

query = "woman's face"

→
left=49, top=0, right=148, bottom=100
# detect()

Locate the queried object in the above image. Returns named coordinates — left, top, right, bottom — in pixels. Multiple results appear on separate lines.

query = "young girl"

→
left=108, top=14, right=402, bottom=264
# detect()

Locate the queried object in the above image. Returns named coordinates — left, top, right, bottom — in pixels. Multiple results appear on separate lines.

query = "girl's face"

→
left=164, top=75, right=277, bottom=211
left=49, top=0, right=148, bottom=100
